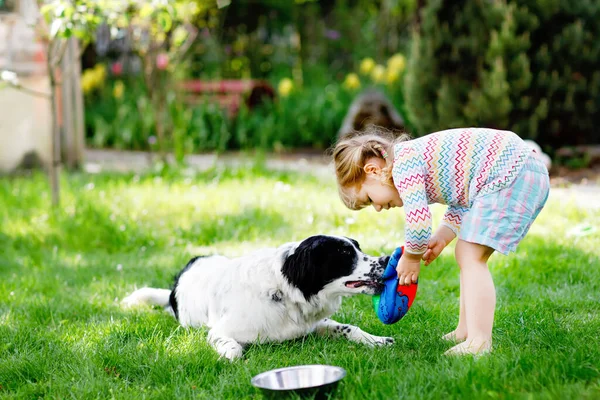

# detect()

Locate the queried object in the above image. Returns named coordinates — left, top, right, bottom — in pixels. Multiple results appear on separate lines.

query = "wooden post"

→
left=60, top=37, right=84, bottom=168
left=60, top=38, right=74, bottom=167
left=71, top=39, right=85, bottom=168
left=48, top=40, right=61, bottom=207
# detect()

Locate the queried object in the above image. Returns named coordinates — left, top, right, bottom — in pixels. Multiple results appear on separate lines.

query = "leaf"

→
left=39, top=4, right=54, bottom=18
left=156, top=12, right=173, bottom=32
left=54, top=3, right=65, bottom=17
left=73, top=29, right=88, bottom=40
left=139, top=4, right=154, bottom=18
left=63, top=5, right=74, bottom=20
left=63, top=25, right=73, bottom=38
left=172, top=26, right=188, bottom=47
left=50, top=19, right=63, bottom=39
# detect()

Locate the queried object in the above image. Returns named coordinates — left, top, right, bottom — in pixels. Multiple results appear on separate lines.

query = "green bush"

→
left=404, top=0, right=600, bottom=150
left=84, top=79, right=358, bottom=154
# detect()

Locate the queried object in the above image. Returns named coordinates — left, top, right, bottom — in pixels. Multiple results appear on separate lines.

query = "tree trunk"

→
left=61, top=38, right=85, bottom=168
left=47, top=45, right=61, bottom=207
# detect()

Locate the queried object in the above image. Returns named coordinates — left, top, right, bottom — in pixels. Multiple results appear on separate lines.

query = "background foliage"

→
left=404, top=0, right=600, bottom=149
left=79, top=0, right=599, bottom=157
left=81, top=0, right=413, bottom=155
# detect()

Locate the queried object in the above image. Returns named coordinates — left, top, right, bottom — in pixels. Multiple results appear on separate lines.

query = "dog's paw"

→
left=376, top=336, right=395, bottom=346
left=218, top=342, right=244, bottom=361
left=211, top=335, right=244, bottom=361
left=364, top=335, right=395, bottom=347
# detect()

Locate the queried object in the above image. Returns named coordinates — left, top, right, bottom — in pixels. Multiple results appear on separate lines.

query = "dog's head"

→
left=281, top=235, right=389, bottom=300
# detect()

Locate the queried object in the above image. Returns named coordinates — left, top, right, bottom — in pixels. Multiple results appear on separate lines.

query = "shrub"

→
left=84, top=79, right=357, bottom=154
left=404, top=0, right=600, bottom=150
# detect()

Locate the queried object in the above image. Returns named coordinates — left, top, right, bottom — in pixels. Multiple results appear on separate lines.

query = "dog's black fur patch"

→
left=367, top=256, right=389, bottom=281
left=344, top=237, right=361, bottom=251
left=170, top=256, right=205, bottom=319
left=281, top=235, right=358, bottom=299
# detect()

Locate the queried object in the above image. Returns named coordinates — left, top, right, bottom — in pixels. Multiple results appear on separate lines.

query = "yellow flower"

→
left=386, top=68, right=400, bottom=85
left=278, top=78, right=294, bottom=97
left=371, top=64, right=386, bottom=83
left=343, top=73, right=361, bottom=90
left=387, top=53, right=406, bottom=74
left=92, top=64, right=107, bottom=84
left=81, top=70, right=96, bottom=94
left=113, top=81, right=125, bottom=99
left=359, top=58, right=376, bottom=75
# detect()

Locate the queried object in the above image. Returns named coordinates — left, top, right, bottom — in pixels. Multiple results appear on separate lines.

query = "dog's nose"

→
left=379, top=256, right=390, bottom=266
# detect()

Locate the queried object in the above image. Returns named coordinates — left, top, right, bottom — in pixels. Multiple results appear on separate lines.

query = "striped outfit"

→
left=392, top=128, right=550, bottom=255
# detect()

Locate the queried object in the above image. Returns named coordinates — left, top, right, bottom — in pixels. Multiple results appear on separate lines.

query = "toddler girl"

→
left=332, top=127, right=549, bottom=355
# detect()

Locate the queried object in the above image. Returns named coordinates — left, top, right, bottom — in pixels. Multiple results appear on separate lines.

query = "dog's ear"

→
left=281, top=236, right=357, bottom=300
left=281, top=241, right=320, bottom=300
left=343, top=237, right=361, bottom=251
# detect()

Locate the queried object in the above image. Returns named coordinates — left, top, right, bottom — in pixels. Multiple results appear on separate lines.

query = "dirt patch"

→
left=550, top=165, right=600, bottom=187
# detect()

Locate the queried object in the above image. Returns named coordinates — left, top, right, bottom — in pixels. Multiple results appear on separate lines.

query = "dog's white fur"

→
left=122, top=236, right=393, bottom=360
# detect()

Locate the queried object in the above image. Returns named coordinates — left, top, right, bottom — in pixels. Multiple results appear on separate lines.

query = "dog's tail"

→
left=121, top=287, right=171, bottom=309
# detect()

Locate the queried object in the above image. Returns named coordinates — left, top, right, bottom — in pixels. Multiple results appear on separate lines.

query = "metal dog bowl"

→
left=251, top=364, right=346, bottom=398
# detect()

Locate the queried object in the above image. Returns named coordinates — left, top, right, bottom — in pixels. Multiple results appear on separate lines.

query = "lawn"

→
left=1, top=166, right=599, bottom=399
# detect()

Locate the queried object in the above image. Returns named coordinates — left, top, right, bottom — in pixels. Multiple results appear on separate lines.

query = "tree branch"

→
left=50, top=38, right=69, bottom=67
left=172, top=24, right=199, bottom=63
left=6, top=82, right=51, bottom=98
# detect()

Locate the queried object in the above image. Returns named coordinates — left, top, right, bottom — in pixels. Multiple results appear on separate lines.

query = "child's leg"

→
left=445, top=239, right=495, bottom=355
left=442, top=268, right=468, bottom=342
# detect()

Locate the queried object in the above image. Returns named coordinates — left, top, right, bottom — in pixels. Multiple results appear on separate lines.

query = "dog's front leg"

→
left=208, top=329, right=244, bottom=361
left=314, top=318, right=394, bottom=347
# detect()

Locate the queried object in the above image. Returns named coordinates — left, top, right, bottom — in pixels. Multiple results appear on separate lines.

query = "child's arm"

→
left=440, top=205, right=469, bottom=235
left=422, top=225, right=456, bottom=266
left=420, top=205, right=466, bottom=265
left=392, top=145, right=431, bottom=285
left=393, top=146, right=432, bottom=255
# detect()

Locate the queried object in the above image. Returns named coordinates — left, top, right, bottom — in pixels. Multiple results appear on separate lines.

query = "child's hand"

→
left=396, top=252, right=421, bottom=286
left=422, top=237, right=446, bottom=266
left=422, top=225, right=456, bottom=266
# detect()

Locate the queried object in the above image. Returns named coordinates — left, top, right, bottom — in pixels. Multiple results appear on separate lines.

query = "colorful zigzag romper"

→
left=392, top=128, right=550, bottom=255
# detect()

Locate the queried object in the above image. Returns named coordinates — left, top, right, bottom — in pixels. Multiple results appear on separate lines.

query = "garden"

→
left=1, top=0, right=600, bottom=399
left=74, top=0, right=599, bottom=159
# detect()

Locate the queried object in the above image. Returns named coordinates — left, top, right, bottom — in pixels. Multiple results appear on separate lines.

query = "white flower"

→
left=1, top=70, right=18, bottom=85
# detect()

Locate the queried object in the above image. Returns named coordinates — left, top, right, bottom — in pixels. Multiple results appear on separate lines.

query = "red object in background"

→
left=179, top=79, right=276, bottom=117
left=156, top=53, right=169, bottom=70
left=111, top=62, right=123, bottom=76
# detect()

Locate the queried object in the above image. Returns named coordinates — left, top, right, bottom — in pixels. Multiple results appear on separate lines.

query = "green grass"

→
left=1, top=166, right=599, bottom=399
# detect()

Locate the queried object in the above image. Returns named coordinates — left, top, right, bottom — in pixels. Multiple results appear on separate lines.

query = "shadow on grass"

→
left=1, top=193, right=291, bottom=256
left=178, top=206, right=291, bottom=246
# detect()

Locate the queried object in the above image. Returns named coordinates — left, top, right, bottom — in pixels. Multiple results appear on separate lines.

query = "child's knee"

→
left=455, top=240, right=494, bottom=266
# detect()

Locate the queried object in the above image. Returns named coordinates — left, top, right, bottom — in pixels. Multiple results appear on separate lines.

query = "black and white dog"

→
left=122, top=235, right=394, bottom=360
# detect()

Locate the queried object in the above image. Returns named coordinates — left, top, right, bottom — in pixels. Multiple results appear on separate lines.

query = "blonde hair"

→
left=331, top=126, right=410, bottom=210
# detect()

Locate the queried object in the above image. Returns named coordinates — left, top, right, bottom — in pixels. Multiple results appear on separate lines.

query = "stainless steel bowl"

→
left=251, top=364, right=346, bottom=398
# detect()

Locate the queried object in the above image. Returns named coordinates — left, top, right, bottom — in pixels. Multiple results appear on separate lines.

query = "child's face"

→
left=354, top=157, right=403, bottom=212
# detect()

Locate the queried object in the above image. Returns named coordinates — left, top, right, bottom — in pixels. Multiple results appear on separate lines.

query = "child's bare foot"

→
left=444, top=338, right=491, bottom=356
left=442, top=329, right=468, bottom=343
